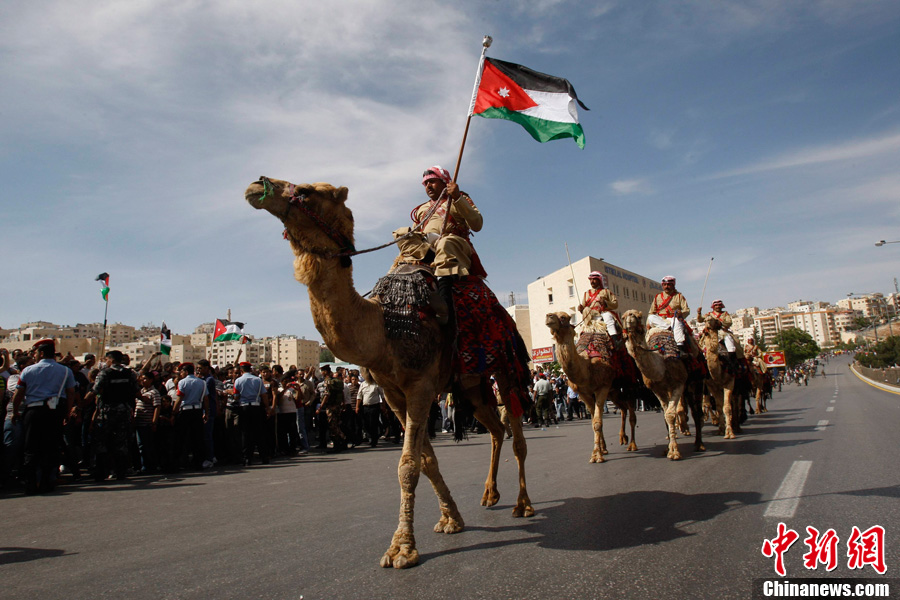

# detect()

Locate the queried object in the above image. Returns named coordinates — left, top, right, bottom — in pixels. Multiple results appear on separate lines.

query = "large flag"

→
left=95, top=272, right=110, bottom=301
left=472, top=57, right=588, bottom=149
left=214, top=319, right=245, bottom=342
left=160, top=322, right=172, bottom=356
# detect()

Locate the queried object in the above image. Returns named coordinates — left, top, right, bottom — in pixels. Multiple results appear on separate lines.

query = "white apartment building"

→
left=527, top=256, right=661, bottom=356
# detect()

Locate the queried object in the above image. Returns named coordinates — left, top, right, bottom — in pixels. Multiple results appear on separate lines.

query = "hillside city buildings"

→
left=0, top=321, right=321, bottom=369
left=3, top=256, right=895, bottom=368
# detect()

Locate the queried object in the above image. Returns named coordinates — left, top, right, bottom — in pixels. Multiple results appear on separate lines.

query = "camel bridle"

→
left=254, top=175, right=448, bottom=267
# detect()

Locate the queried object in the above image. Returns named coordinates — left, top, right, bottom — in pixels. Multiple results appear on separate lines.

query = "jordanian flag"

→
left=95, top=272, right=110, bottom=301
left=160, top=322, right=172, bottom=356
left=214, top=319, right=245, bottom=342
left=472, top=57, right=588, bottom=149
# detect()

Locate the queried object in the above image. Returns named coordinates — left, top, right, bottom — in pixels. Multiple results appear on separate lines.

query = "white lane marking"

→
left=765, top=460, right=813, bottom=519
left=830, top=399, right=836, bottom=403
left=826, top=406, right=834, bottom=412
left=815, top=420, right=828, bottom=431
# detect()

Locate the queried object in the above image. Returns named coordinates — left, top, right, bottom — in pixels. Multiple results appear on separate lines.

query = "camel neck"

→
left=305, top=257, right=384, bottom=368
left=555, top=330, right=590, bottom=381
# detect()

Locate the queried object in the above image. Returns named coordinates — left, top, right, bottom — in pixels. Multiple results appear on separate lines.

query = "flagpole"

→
left=565, top=242, right=580, bottom=309
left=452, top=35, right=492, bottom=183
left=101, top=297, right=109, bottom=357
left=698, top=257, right=714, bottom=316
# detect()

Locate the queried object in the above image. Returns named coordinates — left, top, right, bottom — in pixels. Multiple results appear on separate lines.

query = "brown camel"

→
left=698, top=320, right=737, bottom=439
left=621, top=310, right=705, bottom=459
left=748, top=359, right=769, bottom=414
left=244, top=177, right=533, bottom=569
left=545, top=312, right=638, bottom=462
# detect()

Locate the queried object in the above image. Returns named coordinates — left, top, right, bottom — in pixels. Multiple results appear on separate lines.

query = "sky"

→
left=2, top=0, right=899, bottom=342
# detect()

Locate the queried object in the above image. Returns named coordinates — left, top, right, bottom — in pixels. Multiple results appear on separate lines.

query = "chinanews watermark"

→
left=753, top=522, right=895, bottom=599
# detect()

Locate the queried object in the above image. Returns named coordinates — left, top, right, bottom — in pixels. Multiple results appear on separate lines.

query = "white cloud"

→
left=611, top=179, right=654, bottom=195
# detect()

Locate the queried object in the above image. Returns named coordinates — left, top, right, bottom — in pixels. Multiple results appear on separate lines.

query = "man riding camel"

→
left=647, top=275, right=690, bottom=354
left=577, top=271, right=622, bottom=346
left=698, top=299, right=738, bottom=369
left=410, top=165, right=484, bottom=331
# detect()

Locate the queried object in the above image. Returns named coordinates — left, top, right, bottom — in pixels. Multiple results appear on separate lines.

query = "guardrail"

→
left=851, top=362, right=900, bottom=389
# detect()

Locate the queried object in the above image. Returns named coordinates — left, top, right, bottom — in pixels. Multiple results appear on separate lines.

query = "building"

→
left=505, top=304, right=532, bottom=362
left=527, top=256, right=661, bottom=357
left=837, top=294, right=890, bottom=318
left=269, top=336, right=320, bottom=369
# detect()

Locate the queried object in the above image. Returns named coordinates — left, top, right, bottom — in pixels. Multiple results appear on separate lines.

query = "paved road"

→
left=3, top=356, right=898, bottom=599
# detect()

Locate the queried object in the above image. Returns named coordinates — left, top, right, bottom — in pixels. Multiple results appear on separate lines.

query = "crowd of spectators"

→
left=0, top=344, right=405, bottom=495
left=0, top=341, right=665, bottom=496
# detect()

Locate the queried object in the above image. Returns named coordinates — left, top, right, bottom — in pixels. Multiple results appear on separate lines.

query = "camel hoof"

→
left=589, top=453, right=605, bottom=463
left=512, top=504, right=535, bottom=518
left=725, top=432, right=736, bottom=440
left=434, top=516, right=464, bottom=534
left=382, top=547, right=419, bottom=569
left=668, top=450, right=682, bottom=461
left=695, top=443, right=706, bottom=452
left=627, top=443, right=638, bottom=452
left=481, top=489, right=500, bottom=507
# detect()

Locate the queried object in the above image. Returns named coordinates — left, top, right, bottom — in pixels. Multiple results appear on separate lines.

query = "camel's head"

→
left=704, top=317, right=722, bottom=332
left=621, top=310, right=644, bottom=335
left=245, top=176, right=355, bottom=282
left=545, top=312, right=574, bottom=338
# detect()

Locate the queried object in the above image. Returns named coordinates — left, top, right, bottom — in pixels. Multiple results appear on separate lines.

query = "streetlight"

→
left=875, top=240, right=900, bottom=247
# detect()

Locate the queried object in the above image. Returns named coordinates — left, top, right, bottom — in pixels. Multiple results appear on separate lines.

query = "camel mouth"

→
left=245, top=180, right=266, bottom=209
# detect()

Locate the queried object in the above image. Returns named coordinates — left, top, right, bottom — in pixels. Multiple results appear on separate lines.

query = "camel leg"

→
left=416, top=437, right=465, bottom=535
left=506, top=409, right=534, bottom=518
left=381, top=408, right=429, bottom=569
left=459, top=375, right=505, bottom=509
left=492, top=371, right=533, bottom=517
left=722, top=388, right=736, bottom=439
left=619, top=407, right=628, bottom=446
left=665, top=386, right=684, bottom=460
left=587, top=390, right=609, bottom=463
left=686, top=381, right=705, bottom=452
left=626, top=403, right=638, bottom=452
left=677, top=395, right=691, bottom=436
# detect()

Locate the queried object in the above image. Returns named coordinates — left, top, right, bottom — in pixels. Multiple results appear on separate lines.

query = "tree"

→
left=855, top=336, right=900, bottom=368
left=771, top=329, right=820, bottom=368
left=319, top=347, right=334, bottom=363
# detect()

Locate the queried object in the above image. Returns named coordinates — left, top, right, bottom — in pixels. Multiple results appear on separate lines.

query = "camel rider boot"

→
left=437, top=275, right=458, bottom=340
left=610, top=333, right=624, bottom=351
left=677, top=342, right=689, bottom=358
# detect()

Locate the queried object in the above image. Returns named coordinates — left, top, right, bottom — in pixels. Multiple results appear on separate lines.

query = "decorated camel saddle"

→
left=576, top=331, right=641, bottom=384
left=372, top=228, right=531, bottom=413
left=646, top=327, right=708, bottom=379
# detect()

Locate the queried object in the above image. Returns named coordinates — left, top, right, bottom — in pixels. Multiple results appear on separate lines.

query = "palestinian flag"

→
left=214, top=319, right=245, bottom=342
left=95, top=272, right=110, bottom=301
left=472, top=57, right=588, bottom=149
left=160, top=322, right=172, bottom=356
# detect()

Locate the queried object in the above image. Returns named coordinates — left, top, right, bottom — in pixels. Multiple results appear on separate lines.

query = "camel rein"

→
left=257, top=176, right=447, bottom=262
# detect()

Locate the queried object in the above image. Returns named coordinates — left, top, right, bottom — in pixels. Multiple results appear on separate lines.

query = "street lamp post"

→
left=875, top=240, right=900, bottom=247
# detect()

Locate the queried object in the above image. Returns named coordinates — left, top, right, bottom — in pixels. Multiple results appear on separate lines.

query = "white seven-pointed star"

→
left=498, top=87, right=510, bottom=98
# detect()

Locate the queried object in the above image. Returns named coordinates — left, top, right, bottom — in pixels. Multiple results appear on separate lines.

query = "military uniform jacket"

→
left=699, top=310, right=733, bottom=330
left=649, top=292, right=689, bottom=318
left=582, top=288, right=618, bottom=314
left=411, top=193, right=482, bottom=238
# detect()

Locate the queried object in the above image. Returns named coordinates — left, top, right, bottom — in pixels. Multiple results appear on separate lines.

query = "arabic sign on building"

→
left=531, top=346, right=555, bottom=364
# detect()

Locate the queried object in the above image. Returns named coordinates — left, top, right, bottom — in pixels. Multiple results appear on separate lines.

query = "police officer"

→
left=11, top=339, right=79, bottom=494
left=174, top=362, right=209, bottom=470
left=84, top=350, right=138, bottom=481
left=233, top=362, right=270, bottom=466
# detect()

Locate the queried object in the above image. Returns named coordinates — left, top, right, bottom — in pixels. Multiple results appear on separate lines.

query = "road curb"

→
left=849, top=363, right=900, bottom=395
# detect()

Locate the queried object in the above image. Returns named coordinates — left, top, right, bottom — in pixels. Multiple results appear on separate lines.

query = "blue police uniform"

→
left=176, top=375, right=208, bottom=469
left=233, top=372, right=268, bottom=465
left=18, top=359, right=75, bottom=493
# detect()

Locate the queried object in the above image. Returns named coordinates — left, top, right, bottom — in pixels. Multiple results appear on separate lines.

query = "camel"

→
left=545, top=312, right=638, bottom=462
left=621, top=310, right=705, bottom=459
left=698, top=319, right=738, bottom=439
left=748, top=359, right=769, bottom=414
left=244, top=177, right=533, bottom=569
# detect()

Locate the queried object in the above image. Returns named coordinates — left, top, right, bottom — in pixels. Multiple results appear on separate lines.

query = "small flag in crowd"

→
left=95, top=272, right=110, bottom=301
left=472, top=57, right=588, bottom=148
left=160, top=322, right=172, bottom=356
left=214, top=319, right=245, bottom=342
